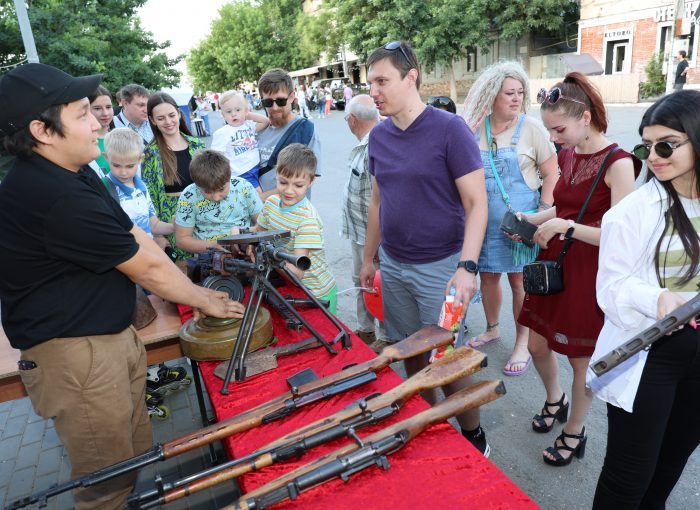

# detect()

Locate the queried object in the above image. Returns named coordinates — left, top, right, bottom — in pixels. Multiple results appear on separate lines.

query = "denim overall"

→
left=477, top=114, right=539, bottom=272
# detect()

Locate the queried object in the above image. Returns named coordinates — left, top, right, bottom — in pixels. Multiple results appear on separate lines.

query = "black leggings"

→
left=593, top=326, right=700, bottom=509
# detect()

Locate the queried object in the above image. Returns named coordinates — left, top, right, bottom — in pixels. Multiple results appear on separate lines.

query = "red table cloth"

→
left=188, top=287, right=538, bottom=509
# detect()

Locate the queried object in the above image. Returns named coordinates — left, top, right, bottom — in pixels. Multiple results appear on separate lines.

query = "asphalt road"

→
left=206, top=103, right=699, bottom=509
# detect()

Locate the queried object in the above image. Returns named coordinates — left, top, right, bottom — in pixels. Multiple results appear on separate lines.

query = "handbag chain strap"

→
left=555, top=146, right=621, bottom=266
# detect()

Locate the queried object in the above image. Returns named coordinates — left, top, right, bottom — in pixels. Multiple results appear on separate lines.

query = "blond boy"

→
left=211, top=91, right=270, bottom=191
left=256, top=143, right=337, bottom=312
left=104, top=128, right=173, bottom=238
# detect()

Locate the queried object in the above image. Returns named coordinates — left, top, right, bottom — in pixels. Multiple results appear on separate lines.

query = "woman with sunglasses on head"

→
left=588, top=90, right=700, bottom=508
left=142, top=92, right=205, bottom=257
left=517, top=72, right=641, bottom=467
left=462, top=61, right=559, bottom=377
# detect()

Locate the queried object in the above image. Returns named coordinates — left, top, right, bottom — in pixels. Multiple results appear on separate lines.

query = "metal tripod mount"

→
left=218, top=230, right=351, bottom=394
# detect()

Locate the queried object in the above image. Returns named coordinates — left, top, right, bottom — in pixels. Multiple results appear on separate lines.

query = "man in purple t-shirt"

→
left=359, top=41, right=490, bottom=455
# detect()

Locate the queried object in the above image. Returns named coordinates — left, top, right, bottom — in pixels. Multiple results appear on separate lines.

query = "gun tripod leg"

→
left=221, top=276, right=262, bottom=394
left=236, top=270, right=271, bottom=381
left=278, top=264, right=351, bottom=350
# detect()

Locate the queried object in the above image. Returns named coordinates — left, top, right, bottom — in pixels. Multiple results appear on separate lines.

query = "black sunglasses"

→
left=384, top=41, right=412, bottom=66
left=632, top=139, right=690, bottom=160
left=261, top=93, right=291, bottom=108
left=537, top=87, right=586, bottom=107
left=428, top=97, right=451, bottom=107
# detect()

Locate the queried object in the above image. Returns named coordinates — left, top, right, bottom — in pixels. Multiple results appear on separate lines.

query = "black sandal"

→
left=532, top=393, right=568, bottom=433
left=543, top=426, right=587, bottom=466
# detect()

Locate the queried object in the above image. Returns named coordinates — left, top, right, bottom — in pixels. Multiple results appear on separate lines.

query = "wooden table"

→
left=0, top=296, right=184, bottom=403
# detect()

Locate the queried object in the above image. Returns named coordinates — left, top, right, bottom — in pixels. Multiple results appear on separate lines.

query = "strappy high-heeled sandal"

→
left=543, top=426, right=587, bottom=466
left=532, top=393, right=569, bottom=433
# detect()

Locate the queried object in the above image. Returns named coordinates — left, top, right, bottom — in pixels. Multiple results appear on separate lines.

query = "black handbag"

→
left=523, top=147, right=621, bottom=295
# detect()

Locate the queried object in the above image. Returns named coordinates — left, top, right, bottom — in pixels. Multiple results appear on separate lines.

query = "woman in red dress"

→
left=517, top=73, right=641, bottom=466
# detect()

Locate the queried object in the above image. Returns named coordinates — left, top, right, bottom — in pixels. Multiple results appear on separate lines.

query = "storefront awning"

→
left=289, top=66, right=320, bottom=78
left=560, top=53, right=604, bottom=76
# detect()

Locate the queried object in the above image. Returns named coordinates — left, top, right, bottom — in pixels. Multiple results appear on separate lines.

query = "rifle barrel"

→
left=591, top=293, right=700, bottom=376
left=230, top=379, right=506, bottom=510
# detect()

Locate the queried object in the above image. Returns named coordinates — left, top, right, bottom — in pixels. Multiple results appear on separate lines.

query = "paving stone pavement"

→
left=0, top=359, right=239, bottom=510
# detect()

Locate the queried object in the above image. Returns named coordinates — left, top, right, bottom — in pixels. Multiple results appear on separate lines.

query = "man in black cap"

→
left=0, top=63, right=245, bottom=509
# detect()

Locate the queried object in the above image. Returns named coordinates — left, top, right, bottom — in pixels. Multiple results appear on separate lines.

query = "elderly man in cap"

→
left=0, top=64, right=244, bottom=509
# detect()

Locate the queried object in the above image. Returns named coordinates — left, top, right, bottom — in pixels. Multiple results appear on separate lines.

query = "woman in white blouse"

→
left=590, top=90, right=700, bottom=509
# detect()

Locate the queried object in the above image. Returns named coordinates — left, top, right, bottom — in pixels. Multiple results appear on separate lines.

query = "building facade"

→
left=579, top=0, right=699, bottom=85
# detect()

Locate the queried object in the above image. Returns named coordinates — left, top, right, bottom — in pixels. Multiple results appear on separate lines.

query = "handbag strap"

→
left=556, top=146, right=621, bottom=266
left=485, top=117, right=511, bottom=208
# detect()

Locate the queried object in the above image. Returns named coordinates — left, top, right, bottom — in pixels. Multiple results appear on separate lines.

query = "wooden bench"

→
left=0, top=296, right=184, bottom=403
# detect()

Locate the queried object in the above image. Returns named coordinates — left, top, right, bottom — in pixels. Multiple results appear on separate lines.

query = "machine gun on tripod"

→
left=189, top=230, right=351, bottom=393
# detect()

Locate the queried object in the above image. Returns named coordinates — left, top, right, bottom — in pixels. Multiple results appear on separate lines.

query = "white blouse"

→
left=588, top=179, right=675, bottom=412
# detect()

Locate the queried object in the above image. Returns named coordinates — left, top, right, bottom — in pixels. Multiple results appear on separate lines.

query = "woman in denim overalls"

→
left=462, top=61, right=559, bottom=376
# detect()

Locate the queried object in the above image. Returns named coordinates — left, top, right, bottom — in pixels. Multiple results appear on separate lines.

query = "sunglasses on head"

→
left=537, top=87, right=587, bottom=107
left=384, top=40, right=412, bottom=66
left=261, top=94, right=291, bottom=108
left=430, top=97, right=451, bottom=106
left=632, top=139, right=690, bottom=160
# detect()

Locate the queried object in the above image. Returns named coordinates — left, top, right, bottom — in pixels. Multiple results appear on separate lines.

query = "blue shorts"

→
left=239, top=165, right=260, bottom=189
left=378, top=247, right=460, bottom=342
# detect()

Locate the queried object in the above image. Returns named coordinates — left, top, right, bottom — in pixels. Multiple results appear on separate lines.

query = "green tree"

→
left=326, top=0, right=430, bottom=61
left=187, top=0, right=315, bottom=91
left=640, top=53, right=665, bottom=98
left=0, top=0, right=181, bottom=91
left=318, top=0, right=578, bottom=99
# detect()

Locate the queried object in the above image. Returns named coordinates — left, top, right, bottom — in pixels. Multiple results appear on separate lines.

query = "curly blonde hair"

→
left=462, top=61, right=530, bottom=131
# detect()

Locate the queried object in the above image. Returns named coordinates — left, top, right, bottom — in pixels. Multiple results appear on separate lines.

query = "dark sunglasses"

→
left=384, top=40, right=412, bottom=66
left=632, top=139, right=690, bottom=160
left=491, top=137, right=498, bottom=155
left=261, top=94, right=291, bottom=108
left=537, top=87, right=586, bottom=107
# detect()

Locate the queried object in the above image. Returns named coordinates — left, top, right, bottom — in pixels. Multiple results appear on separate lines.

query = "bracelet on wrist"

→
left=538, top=200, right=552, bottom=210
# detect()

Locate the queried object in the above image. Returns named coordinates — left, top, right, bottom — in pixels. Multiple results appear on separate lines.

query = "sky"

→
left=137, top=0, right=230, bottom=86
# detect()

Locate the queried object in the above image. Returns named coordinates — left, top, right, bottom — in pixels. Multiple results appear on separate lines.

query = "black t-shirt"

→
left=676, top=59, right=689, bottom=84
left=163, top=149, right=194, bottom=193
left=0, top=154, right=139, bottom=349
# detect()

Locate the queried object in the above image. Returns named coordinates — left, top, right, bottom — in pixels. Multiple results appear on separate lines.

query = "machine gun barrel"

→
left=263, top=242, right=310, bottom=270
left=591, top=292, right=700, bottom=376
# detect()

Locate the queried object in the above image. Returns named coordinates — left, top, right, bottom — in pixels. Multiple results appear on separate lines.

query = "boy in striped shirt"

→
left=256, top=143, right=337, bottom=312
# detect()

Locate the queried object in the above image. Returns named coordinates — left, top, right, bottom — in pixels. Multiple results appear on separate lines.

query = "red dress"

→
left=518, top=144, right=638, bottom=357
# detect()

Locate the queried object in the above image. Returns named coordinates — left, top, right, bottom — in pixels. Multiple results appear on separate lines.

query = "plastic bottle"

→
left=430, top=287, right=464, bottom=363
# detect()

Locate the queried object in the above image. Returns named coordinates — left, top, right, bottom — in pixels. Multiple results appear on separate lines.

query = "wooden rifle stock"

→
left=129, top=346, right=486, bottom=507
left=228, top=379, right=506, bottom=510
left=591, top=292, right=700, bottom=376
left=165, top=324, right=452, bottom=457
left=7, top=326, right=452, bottom=510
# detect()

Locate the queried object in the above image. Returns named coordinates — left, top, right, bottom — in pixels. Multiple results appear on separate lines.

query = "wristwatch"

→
left=457, top=260, right=479, bottom=274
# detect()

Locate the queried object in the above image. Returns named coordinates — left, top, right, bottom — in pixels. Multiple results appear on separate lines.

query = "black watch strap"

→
left=457, top=260, right=478, bottom=274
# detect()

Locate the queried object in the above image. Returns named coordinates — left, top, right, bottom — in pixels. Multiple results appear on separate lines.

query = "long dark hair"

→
left=640, top=90, right=700, bottom=286
left=147, top=92, right=192, bottom=186
left=540, top=72, right=608, bottom=133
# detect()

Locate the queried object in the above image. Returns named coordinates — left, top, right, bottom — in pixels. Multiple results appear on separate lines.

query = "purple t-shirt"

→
left=368, top=106, right=482, bottom=264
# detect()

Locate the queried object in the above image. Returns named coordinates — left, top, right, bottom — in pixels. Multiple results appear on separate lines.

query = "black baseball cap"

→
left=0, top=63, right=103, bottom=136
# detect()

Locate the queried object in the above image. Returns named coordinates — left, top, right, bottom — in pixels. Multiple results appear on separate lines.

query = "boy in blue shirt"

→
left=104, top=128, right=174, bottom=239
left=175, top=149, right=263, bottom=253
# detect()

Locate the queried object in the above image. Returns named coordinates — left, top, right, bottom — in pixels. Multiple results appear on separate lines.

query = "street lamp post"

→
left=13, top=0, right=40, bottom=64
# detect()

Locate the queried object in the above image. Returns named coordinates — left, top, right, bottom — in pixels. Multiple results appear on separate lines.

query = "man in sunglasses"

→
left=256, top=68, right=321, bottom=200
left=359, top=41, right=491, bottom=456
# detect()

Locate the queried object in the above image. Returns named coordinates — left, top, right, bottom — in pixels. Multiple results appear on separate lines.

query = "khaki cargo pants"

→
left=19, top=326, right=152, bottom=509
